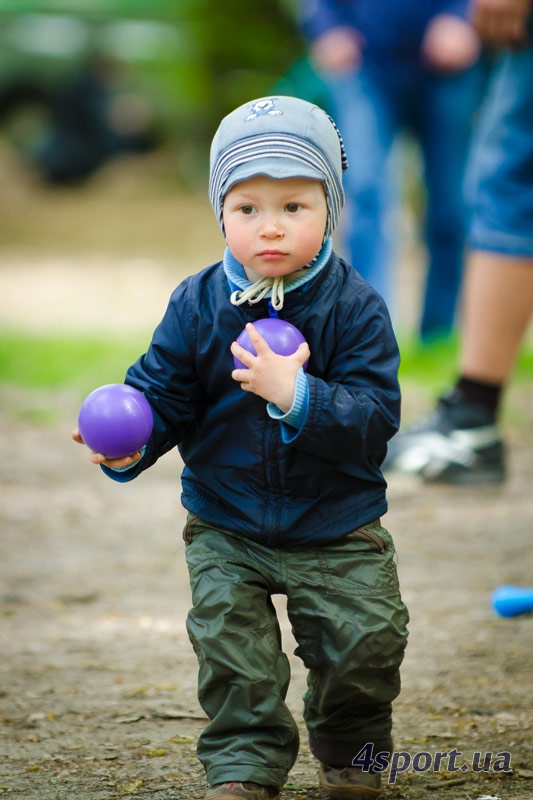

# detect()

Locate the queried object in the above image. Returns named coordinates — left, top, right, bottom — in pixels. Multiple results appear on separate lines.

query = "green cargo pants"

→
left=184, top=513, right=409, bottom=789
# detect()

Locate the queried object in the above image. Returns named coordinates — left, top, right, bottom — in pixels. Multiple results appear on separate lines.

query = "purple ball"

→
left=234, top=317, right=308, bottom=370
left=78, top=384, right=153, bottom=459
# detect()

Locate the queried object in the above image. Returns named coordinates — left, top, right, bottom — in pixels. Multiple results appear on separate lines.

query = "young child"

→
left=73, top=95, right=409, bottom=800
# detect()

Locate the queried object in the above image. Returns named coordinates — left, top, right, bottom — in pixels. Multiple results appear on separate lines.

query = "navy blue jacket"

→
left=299, top=0, right=469, bottom=74
left=105, top=252, right=401, bottom=547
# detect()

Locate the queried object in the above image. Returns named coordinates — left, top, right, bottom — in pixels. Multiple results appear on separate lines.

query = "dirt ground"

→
left=1, top=152, right=532, bottom=800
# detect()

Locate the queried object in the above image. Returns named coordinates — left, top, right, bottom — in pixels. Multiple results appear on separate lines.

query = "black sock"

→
left=454, top=376, right=503, bottom=414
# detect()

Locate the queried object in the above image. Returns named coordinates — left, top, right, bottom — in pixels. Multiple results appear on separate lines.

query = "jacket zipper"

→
left=263, top=420, right=282, bottom=544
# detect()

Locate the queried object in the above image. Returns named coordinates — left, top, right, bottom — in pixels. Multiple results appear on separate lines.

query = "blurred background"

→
left=0, top=0, right=305, bottom=186
left=0, top=0, right=320, bottom=391
left=0, top=0, right=530, bottom=408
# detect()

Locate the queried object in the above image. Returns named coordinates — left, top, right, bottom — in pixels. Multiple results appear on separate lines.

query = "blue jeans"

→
left=467, top=34, right=533, bottom=257
left=325, top=62, right=485, bottom=339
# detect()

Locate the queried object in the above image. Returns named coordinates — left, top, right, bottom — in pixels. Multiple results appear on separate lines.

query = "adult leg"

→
left=416, top=64, right=485, bottom=340
left=460, top=251, right=533, bottom=382
left=384, top=41, right=533, bottom=483
left=460, top=38, right=533, bottom=379
left=323, top=67, right=399, bottom=305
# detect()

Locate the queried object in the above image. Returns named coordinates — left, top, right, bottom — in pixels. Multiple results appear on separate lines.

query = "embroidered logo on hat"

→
left=245, top=99, right=283, bottom=121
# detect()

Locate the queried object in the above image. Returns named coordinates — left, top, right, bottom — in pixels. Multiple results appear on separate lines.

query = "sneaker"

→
left=383, top=392, right=506, bottom=484
left=319, top=763, right=382, bottom=799
left=204, top=782, right=280, bottom=800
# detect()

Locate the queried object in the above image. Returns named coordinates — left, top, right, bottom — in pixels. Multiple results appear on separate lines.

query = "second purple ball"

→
left=233, top=317, right=308, bottom=370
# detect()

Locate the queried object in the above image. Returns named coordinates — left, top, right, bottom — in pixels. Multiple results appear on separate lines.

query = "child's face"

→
left=222, top=175, right=328, bottom=278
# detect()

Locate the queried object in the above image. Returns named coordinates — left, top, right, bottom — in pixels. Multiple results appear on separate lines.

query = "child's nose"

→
left=261, top=215, right=283, bottom=237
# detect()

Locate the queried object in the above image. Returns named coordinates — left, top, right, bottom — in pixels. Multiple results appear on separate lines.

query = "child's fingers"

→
left=231, top=366, right=249, bottom=381
left=244, top=322, right=272, bottom=355
left=230, top=340, right=256, bottom=369
left=73, top=427, right=141, bottom=468
left=293, top=341, right=311, bottom=366
left=230, top=331, right=310, bottom=383
left=240, top=323, right=308, bottom=361
left=72, top=428, right=84, bottom=445
left=90, top=451, right=142, bottom=468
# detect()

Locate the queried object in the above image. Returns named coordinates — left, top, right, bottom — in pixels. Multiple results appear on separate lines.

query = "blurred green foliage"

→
left=0, top=0, right=308, bottom=184
left=1, top=330, right=532, bottom=398
left=0, top=331, right=147, bottom=397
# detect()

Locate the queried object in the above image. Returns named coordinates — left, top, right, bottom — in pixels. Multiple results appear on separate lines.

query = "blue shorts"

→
left=466, top=29, right=533, bottom=257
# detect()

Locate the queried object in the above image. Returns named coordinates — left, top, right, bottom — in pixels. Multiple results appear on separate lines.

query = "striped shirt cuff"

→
left=267, top=368, right=309, bottom=441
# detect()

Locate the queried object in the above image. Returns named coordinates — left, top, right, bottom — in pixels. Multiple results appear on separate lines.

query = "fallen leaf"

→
left=168, top=736, right=195, bottom=744
left=127, top=686, right=149, bottom=697
left=115, top=713, right=146, bottom=724
left=426, top=776, right=467, bottom=790
left=147, top=748, right=167, bottom=757
left=150, top=707, right=207, bottom=720
left=58, top=592, right=99, bottom=604
left=122, top=780, right=143, bottom=794
left=154, top=683, right=180, bottom=691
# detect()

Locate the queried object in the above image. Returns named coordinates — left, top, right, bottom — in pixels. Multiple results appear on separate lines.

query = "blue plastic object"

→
left=491, top=585, right=533, bottom=618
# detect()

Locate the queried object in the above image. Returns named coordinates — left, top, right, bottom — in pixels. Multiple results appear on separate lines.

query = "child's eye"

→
left=285, top=202, right=301, bottom=213
left=240, top=205, right=255, bottom=215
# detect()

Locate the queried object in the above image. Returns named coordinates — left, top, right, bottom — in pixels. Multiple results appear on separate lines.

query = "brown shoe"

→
left=319, top=763, right=382, bottom=800
left=204, top=782, right=280, bottom=800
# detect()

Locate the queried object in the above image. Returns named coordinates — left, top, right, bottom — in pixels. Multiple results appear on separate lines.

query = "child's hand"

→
left=71, top=428, right=142, bottom=469
left=230, top=323, right=310, bottom=412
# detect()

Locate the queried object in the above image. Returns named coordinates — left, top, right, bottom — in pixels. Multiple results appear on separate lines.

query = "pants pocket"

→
left=344, top=519, right=388, bottom=553
left=182, top=512, right=200, bottom=544
left=316, top=521, right=399, bottom=597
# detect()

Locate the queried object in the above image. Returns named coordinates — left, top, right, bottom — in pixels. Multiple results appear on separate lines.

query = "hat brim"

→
left=224, top=156, right=325, bottom=197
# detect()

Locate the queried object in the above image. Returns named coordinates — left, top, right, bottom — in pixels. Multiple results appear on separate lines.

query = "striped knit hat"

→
left=209, top=96, right=348, bottom=239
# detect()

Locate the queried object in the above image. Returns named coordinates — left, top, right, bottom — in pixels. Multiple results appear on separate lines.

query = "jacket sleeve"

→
left=296, top=0, right=357, bottom=41
left=433, top=0, right=470, bottom=20
left=298, top=0, right=471, bottom=43
left=101, top=278, right=204, bottom=482
left=289, top=285, right=401, bottom=462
